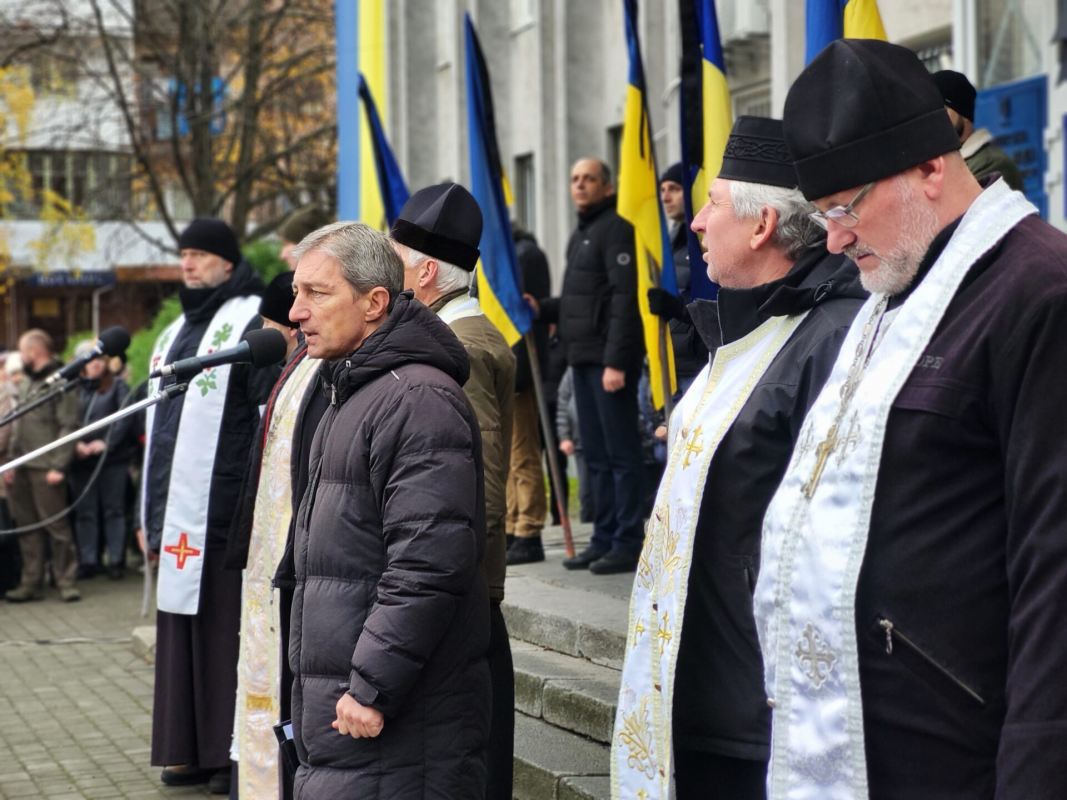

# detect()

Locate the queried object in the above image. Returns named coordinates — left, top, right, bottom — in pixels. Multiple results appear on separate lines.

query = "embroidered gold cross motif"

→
left=835, top=411, right=862, bottom=467
left=681, top=425, right=704, bottom=469
left=638, top=790, right=649, bottom=799
left=657, top=611, right=673, bottom=655
left=794, top=622, right=837, bottom=689
left=632, top=620, right=645, bottom=649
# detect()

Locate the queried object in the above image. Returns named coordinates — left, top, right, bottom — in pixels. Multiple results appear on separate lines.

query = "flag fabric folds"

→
left=806, top=0, right=888, bottom=64
left=618, top=0, right=677, bottom=409
left=678, top=0, right=732, bottom=301
left=358, top=75, right=410, bottom=227
left=464, top=15, right=533, bottom=347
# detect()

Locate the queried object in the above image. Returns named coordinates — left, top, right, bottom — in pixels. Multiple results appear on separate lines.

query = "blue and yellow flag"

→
left=358, top=75, right=410, bottom=226
left=619, top=0, right=677, bottom=410
left=679, top=0, right=733, bottom=301
left=806, top=0, right=887, bottom=63
left=463, top=15, right=532, bottom=347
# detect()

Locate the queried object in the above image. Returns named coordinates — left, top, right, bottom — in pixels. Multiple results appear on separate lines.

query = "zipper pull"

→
left=880, top=619, right=893, bottom=654
left=331, top=383, right=338, bottom=406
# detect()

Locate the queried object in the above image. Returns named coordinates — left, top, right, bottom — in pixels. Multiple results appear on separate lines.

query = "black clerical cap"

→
left=718, top=116, right=798, bottom=189
left=783, top=39, right=961, bottom=200
left=390, top=183, right=483, bottom=272
left=260, top=271, right=298, bottom=328
left=178, top=217, right=242, bottom=266
left=931, top=69, right=977, bottom=122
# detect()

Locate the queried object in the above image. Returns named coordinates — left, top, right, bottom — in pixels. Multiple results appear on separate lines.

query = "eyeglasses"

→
left=809, top=182, right=877, bottom=230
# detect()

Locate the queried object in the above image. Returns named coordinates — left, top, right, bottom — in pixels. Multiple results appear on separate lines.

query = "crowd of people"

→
left=0, top=46, right=1060, bottom=800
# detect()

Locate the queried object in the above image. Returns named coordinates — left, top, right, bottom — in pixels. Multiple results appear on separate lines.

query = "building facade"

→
left=385, top=0, right=1063, bottom=288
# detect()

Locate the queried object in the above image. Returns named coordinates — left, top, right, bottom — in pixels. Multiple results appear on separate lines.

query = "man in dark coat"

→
left=932, top=69, right=1025, bottom=191
left=753, top=40, right=1067, bottom=800
left=533, top=158, right=646, bottom=574
left=288, top=221, right=490, bottom=799
left=613, top=117, right=866, bottom=800
left=142, top=217, right=274, bottom=794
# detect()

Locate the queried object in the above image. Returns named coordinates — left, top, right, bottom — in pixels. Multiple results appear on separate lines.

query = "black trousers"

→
left=487, top=603, right=514, bottom=800
left=674, top=750, right=767, bottom=800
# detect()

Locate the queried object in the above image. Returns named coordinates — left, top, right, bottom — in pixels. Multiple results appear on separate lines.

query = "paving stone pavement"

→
left=0, top=573, right=212, bottom=799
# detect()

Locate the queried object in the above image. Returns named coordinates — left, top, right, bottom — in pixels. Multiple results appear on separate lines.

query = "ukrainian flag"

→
left=806, top=0, right=887, bottom=63
left=618, top=0, right=676, bottom=410
left=358, top=75, right=410, bottom=226
left=679, top=0, right=732, bottom=301
left=463, top=15, right=532, bottom=347
left=335, top=0, right=389, bottom=228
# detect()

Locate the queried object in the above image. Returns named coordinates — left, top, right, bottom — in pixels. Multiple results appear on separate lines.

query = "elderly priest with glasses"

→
left=752, top=40, right=1067, bottom=800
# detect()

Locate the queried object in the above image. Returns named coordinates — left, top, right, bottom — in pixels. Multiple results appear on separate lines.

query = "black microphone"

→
left=150, top=327, right=287, bottom=379
left=45, top=326, right=131, bottom=387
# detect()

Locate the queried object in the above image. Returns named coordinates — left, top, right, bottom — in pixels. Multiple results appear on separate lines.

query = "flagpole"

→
left=523, top=332, right=575, bottom=559
left=658, top=319, right=675, bottom=421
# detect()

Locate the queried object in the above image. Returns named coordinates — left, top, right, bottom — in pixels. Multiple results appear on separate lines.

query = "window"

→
left=0, top=150, right=132, bottom=220
left=977, top=0, right=1043, bottom=88
left=514, top=153, right=535, bottom=232
left=916, top=42, right=954, bottom=74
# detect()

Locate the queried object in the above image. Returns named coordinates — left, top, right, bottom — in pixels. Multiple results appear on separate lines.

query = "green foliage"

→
left=243, top=239, right=287, bottom=284
left=126, top=295, right=183, bottom=386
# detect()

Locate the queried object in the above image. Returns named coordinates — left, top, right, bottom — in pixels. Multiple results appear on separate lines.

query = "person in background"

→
left=278, top=205, right=332, bottom=269
left=554, top=366, right=593, bottom=524
left=69, top=341, right=134, bottom=581
left=505, top=222, right=551, bottom=566
left=0, top=352, right=24, bottom=593
left=932, top=69, right=1024, bottom=191
left=5, top=330, right=80, bottom=603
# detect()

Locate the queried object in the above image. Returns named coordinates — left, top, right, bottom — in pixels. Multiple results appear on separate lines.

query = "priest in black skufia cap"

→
left=390, top=183, right=518, bottom=800
left=752, top=39, right=1067, bottom=800
left=613, top=116, right=866, bottom=800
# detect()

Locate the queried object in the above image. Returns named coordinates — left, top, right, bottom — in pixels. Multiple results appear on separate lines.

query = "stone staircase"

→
left=502, top=526, right=634, bottom=800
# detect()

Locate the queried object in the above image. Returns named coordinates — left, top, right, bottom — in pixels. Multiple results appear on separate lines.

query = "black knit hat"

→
left=178, top=217, right=242, bottom=266
left=390, top=183, right=482, bottom=272
left=718, top=116, right=798, bottom=189
left=784, top=39, right=962, bottom=200
left=260, top=271, right=297, bottom=328
left=278, top=204, right=332, bottom=245
left=931, top=69, right=977, bottom=122
left=660, top=163, right=684, bottom=186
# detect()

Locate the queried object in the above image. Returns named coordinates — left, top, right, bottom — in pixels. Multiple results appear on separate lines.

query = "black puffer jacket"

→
left=290, top=292, right=490, bottom=800
left=539, top=197, right=643, bottom=370
left=668, top=223, right=709, bottom=380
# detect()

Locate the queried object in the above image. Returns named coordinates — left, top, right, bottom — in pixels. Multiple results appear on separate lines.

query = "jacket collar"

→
left=428, top=288, right=469, bottom=313
left=690, top=247, right=864, bottom=351
left=577, top=196, right=617, bottom=228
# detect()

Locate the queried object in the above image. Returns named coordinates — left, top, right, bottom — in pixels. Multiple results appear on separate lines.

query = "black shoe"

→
left=562, top=545, right=607, bottom=571
left=207, top=766, right=232, bottom=794
left=107, top=565, right=124, bottom=581
left=589, top=550, right=640, bottom=575
left=77, top=564, right=97, bottom=580
left=506, top=536, right=545, bottom=565
left=161, top=765, right=210, bottom=786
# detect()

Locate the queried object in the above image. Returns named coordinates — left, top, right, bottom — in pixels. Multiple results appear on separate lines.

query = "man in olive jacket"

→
left=391, top=182, right=516, bottom=800
left=5, top=329, right=80, bottom=602
left=288, top=221, right=490, bottom=799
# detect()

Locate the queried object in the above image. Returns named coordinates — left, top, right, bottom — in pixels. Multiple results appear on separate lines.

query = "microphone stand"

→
left=0, top=377, right=86, bottom=429
left=0, top=382, right=188, bottom=476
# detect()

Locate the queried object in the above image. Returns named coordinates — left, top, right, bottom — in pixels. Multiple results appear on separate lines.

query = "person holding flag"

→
left=612, top=117, right=865, bottom=800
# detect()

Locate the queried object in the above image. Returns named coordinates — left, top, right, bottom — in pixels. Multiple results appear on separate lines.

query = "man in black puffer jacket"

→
left=287, top=221, right=490, bottom=799
left=534, top=158, right=646, bottom=574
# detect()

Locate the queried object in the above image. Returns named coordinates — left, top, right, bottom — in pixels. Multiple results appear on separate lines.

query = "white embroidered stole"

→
left=613, top=312, right=808, bottom=800
left=753, top=179, right=1036, bottom=800
left=233, top=354, right=319, bottom=795
left=143, top=294, right=263, bottom=615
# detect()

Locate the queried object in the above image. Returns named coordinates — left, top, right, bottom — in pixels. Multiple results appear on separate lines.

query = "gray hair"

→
left=729, top=181, right=824, bottom=260
left=394, top=243, right=472, bottom=295
left=292, top=221, right=404, bottom=299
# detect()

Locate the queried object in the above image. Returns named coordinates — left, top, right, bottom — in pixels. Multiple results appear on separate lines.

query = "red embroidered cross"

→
left=163, top=533, right=201, bottom=570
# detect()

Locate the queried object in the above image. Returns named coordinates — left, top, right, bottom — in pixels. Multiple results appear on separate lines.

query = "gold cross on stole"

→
left=802, top=423, right=840, bottom=498
left=681, top=426, right=704, bottom=469
left=657, top=611, right=672, bottom=654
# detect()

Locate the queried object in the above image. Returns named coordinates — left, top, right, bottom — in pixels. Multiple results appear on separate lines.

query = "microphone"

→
left=150, top=327, right=287, bottom=379
left=45, top=326, right=131, bottom=387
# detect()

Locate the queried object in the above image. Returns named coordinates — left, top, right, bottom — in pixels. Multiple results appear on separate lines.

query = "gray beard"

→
left=845, top=180, right=942, bottom=297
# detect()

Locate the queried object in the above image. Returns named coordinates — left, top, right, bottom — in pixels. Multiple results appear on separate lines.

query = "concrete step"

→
left=502, top=566, right=631, bottom=670
left=514, top=712, right=611, bottom=800
left=513, top=641, right=619, bottom=744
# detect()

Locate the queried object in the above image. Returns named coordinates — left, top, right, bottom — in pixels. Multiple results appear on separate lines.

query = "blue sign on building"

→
left=27, top=271, right=117, bottom=288
left=974, top=75, right=1047, bottom=219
